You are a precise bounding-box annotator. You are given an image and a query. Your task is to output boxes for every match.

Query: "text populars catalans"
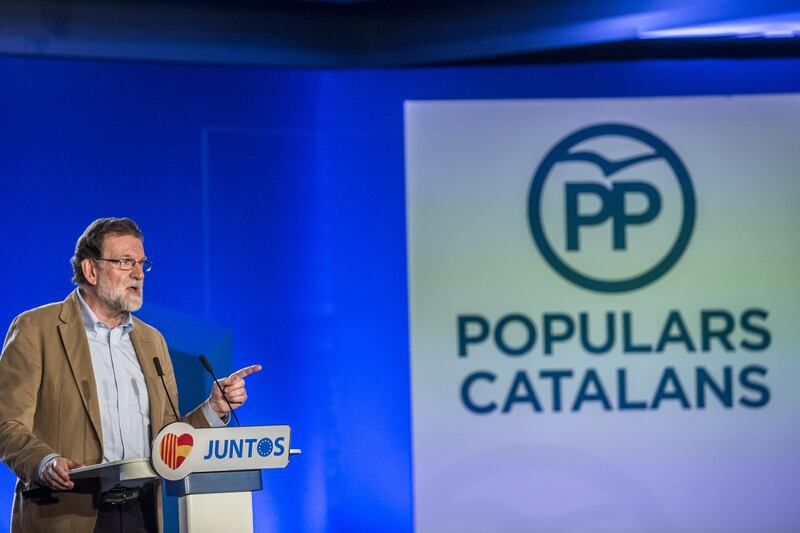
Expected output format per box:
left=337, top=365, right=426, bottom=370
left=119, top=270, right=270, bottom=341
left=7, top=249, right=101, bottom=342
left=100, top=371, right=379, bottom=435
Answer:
left=457, top=309, right=770, bottom=414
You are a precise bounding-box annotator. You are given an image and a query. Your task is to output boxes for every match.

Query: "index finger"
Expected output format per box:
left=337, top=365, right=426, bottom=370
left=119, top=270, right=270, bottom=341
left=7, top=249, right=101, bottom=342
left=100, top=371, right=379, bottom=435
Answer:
left=231, top=365, right=263, bottom=379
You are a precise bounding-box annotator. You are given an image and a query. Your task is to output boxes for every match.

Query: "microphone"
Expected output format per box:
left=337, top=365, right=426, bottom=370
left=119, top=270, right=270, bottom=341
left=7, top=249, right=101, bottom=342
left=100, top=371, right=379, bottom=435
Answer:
left=153, top=357, right=180, bottom=423
left=199, top=354, right=241, bottom=426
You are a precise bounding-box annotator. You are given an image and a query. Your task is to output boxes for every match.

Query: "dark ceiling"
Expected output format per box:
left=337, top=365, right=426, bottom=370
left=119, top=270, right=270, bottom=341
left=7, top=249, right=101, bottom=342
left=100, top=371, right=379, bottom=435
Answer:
left=0, top=0, right=798, bottom=67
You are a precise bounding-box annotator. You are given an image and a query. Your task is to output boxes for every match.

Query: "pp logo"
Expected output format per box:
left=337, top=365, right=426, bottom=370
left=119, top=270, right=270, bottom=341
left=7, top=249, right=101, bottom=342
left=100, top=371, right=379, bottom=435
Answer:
left=160, top=432, right=194, bottom=470
left=528, top=123, right=695, bottom=292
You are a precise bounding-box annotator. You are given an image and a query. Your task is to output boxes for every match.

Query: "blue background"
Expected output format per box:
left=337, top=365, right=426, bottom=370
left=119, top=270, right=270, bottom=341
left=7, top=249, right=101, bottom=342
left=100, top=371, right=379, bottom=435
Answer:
left=1, top=56, right=799, bottom=531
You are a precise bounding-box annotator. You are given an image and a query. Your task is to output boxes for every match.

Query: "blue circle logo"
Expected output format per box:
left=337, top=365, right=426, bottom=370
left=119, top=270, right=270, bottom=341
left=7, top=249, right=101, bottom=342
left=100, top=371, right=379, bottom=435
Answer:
left=257, top=438, right=273, bottom=457
left=528, top=123, right=695, bottom=292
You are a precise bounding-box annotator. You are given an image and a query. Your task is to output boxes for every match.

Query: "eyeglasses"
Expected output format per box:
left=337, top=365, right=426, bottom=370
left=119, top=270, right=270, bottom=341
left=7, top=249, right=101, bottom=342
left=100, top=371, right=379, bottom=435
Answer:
left=96, top=257, right=153, bottom=272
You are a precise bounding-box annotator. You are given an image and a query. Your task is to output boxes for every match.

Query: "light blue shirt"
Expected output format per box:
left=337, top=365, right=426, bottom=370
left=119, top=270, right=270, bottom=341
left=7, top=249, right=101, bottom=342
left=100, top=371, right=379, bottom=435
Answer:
left=77, top=288, right=150, bottom=462
left=37, top=289, right=226, bottom=482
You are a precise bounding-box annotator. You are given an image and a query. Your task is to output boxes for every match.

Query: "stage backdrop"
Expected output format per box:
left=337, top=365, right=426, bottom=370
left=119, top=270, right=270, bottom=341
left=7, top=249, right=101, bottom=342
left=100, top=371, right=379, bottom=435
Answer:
left=406, top=95, right=800, bottom=531
left=0, top=55, right=799, bottom=532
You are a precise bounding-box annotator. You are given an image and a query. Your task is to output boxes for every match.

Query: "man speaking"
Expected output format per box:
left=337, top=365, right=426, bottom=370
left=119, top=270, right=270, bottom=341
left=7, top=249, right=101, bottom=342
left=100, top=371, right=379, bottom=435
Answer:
left=0, top=218, right=260, bottom=532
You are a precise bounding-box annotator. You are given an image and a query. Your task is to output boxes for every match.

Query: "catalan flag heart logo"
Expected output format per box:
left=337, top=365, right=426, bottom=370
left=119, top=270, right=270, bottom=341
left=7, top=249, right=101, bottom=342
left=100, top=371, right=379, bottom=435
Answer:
left=160, top=433, right=194, bottom=469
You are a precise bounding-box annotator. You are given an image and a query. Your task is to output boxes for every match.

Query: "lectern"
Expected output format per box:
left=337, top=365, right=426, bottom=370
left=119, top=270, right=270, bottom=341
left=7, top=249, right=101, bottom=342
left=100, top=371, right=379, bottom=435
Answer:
left=71, top=422, right=299, bottom=533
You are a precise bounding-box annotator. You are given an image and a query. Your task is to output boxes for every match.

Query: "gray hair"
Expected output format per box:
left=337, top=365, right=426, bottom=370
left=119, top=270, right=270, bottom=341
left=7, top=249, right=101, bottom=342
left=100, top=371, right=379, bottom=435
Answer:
left=70, top=218, right=143, bottom=286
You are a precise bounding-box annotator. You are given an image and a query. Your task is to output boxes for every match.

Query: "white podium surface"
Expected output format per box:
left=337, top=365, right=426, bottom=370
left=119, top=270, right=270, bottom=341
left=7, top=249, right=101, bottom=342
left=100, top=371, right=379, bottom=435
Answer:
left=70, top=458, right=158, bottom=491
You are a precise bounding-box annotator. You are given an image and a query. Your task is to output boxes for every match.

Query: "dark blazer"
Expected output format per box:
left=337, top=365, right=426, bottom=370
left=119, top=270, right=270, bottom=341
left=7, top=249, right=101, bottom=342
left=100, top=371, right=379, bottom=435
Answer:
left=0, top=290, right=209, bottom=532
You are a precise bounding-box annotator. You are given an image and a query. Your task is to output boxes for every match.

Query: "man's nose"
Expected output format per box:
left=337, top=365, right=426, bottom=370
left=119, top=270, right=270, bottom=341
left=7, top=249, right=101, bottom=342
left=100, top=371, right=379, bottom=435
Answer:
left=130, top=263, right=145, bottom=279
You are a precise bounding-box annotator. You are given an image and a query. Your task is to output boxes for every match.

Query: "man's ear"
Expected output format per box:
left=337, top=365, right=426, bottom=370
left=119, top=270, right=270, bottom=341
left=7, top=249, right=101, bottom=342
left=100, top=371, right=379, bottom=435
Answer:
left=82, top=258, right=98, bottom=286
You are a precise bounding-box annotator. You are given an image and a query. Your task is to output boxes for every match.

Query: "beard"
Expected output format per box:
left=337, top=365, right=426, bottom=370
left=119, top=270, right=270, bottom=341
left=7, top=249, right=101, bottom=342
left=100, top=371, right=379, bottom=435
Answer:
left=96, top=272, right=143, bottom=314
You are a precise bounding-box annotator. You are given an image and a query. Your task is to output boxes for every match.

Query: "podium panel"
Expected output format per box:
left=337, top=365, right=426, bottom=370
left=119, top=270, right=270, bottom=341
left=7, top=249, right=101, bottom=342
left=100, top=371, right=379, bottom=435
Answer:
left=166, top=470, right=262, bottom=533
left=179, top=492, right=254, bottom=533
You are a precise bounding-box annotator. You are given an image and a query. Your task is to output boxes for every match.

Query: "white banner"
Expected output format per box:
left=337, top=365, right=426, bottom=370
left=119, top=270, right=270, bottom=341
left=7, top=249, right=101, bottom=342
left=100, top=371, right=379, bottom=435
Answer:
left=405, top=95, right=800, bottom=532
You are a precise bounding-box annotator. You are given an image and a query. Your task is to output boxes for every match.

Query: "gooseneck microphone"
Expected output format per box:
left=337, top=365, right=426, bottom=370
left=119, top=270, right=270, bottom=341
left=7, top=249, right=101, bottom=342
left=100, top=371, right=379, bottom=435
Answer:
left=198, top=354, right=241, bottom=426
left=153, top=357, right=180, bottom=423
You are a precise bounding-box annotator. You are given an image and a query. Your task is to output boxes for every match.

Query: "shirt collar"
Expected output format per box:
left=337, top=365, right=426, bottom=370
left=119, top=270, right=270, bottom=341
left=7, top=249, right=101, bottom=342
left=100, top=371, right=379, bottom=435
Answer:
left=76, top=287, right=134, bottom=333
